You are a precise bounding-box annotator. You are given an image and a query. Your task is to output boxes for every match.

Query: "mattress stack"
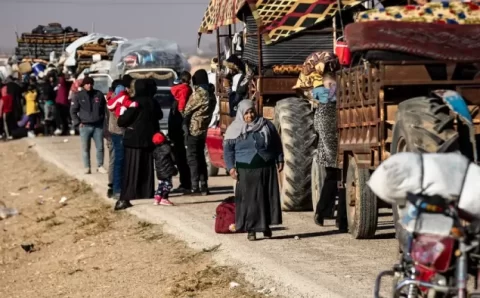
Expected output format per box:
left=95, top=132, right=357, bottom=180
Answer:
left=15, top=23, right=87, bottom=61
left=75, top=38, right=119, bottom=73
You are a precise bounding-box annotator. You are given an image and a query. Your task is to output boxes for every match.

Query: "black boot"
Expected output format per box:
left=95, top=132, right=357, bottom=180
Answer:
left=107, top=186, right=113, bottom=199
left=314, top=213, right=324, bottom=226
left=172, top=185, right=191, bottom=194
left=247, top=231, right=256, bottom=241
left=200, top=182, right=210, bottom=196
left=263, top=228, right=272, bottom=239
left=114, top=200, right=132, bottom=211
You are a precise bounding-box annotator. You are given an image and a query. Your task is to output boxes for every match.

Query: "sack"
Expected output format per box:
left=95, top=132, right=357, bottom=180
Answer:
left=18, top=62, right=32, bottom=74
left=368, top=152, right=480, bottom=218
left=215, top=196, right=236, bottom=234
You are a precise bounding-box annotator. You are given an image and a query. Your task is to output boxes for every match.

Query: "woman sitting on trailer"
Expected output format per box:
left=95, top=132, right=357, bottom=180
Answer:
left=223, top=99, right=284, bottom=241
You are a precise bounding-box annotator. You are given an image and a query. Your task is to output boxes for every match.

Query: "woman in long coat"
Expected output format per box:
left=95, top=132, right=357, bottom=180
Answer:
left=114, top=79, right=160, bottom=210
left=223, top=100, right=284, bottom=241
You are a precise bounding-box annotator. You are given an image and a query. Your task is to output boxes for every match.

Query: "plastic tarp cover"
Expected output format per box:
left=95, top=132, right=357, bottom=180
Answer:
left=64, top=33, right=128, bottom=67
left=109, top=38, right=190, bottom=80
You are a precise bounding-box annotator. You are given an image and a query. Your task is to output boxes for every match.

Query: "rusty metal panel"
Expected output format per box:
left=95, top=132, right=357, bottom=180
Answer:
left=219, top=98, right=232, bottom=132
left=457, top=86, right=480, bottom=106
left=381, top=61, right=480, bottom=86
left=261, top=77, right=297, bottom=95
left=337, top=63, right=380, bottom=168
left=263, top=106, right=275, bottom=120
left=383, top=65, right=431, bottom=84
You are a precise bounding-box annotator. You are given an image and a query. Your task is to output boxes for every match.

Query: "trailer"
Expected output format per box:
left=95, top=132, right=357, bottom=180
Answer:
left=199, top=0, right=480, bottom=239
left=199, top=0, right=344, bottom=212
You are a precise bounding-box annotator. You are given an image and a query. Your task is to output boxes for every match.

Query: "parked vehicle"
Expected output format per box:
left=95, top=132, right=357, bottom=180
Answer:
left=374, top=191, right=480, bottom=298
left=110, top=38, right=189, bottom=135
left=198, top=0, right=480, bottom=240
left=125, top=68, right=177, bottom=134
left=76, top=60, right=113, bottom=95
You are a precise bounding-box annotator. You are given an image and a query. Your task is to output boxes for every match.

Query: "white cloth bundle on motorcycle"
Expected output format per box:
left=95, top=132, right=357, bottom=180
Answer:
left=367, top=152, right=480, bottom=218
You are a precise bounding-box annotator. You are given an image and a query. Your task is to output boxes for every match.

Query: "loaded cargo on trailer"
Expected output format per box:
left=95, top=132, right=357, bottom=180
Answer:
left=199, top=0, right=480, bottom=240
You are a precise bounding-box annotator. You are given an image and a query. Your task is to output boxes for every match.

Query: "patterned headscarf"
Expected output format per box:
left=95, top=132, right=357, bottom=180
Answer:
left=293, top=52, right=338, bottom=90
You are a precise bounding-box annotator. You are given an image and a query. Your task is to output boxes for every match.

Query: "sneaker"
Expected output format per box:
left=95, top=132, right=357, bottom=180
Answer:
left=188, top=188, right=202, bottom=196
left=160, top=198, right=174, bottom=206
left=69, top=129, right=75, bottom=136
left=97, top=166, right=107, bottom=174
left=27, top=131, right=36, bottom=138
left=153, top=195, right=162, bottom=205
left=200, top=184, right=210, bottom=196
left=84, top=168, right=91, bottom=174
left=54, top=129, right=62, bottom=136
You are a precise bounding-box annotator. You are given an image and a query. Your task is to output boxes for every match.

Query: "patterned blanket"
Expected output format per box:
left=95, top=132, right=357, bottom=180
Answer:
left=345, top=21, right=480, bottom=62
left=356, top=2, right=480, bottom=24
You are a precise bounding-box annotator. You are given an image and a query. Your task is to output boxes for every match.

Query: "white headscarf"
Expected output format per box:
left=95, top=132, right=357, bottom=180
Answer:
left=224, top=99, right=271, bottom=145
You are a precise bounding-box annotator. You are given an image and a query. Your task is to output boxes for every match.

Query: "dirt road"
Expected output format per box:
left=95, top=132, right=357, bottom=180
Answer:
left=0, top=142, right=263, bottom=298
left=15, top=136, right=398, bottom=298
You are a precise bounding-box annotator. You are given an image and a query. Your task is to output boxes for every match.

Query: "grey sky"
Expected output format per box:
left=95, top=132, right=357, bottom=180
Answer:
left=0, top=0, right=216, bottom=53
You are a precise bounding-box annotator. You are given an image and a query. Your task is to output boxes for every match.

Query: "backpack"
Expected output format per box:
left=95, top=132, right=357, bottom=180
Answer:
left=215, top=196, right=236, bottom=234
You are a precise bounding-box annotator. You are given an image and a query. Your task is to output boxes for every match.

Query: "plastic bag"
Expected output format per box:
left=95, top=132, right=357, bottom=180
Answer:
left=0, top=207, right=18, bottom=220
left=109, top=38, right=190, bottom=79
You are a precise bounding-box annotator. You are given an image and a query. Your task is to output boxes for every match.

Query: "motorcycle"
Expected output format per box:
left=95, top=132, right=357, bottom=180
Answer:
left=374, top=192, right=480, bottom=298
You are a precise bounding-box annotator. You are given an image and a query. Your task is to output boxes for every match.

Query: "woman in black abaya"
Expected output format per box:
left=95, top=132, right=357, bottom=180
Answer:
left=223, top=100, right=284, bottom=241
left=114, top=79, right=159, bottom=210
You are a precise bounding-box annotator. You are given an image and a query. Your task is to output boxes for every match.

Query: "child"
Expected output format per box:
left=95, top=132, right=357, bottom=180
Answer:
left=25, top=84, right=39, bottom=137
left=43, top=100, right=56, bottom=136
left=171, top=71, right=192, bottom=113
left=152, top=132, right=178, bottom=206
left=107, top=76, right=137, bottom=117
left=312, top=73, right=336, bottom=104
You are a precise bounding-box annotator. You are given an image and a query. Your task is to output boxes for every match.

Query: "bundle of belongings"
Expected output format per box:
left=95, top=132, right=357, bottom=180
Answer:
left=109, top=38, right=190, bottom=80
left=15, top=23, right=87, bottom=61
left=346, top=1, right=480, bottom=62
left=356, top=1, right=480, bottom=24
left=75, top=37, right=121, bottom=73
left=368, top=152, right=480, bottom=236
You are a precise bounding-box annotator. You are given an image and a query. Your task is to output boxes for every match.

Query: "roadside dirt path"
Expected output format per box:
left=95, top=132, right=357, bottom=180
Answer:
left=0, top=141, right=264, bottom=298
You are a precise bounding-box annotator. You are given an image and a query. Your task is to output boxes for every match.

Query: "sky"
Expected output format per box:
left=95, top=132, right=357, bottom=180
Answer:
left=0, top=0, right=217, bottom=54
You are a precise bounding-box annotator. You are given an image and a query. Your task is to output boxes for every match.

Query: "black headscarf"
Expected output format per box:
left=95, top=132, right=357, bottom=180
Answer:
left=133, top=79, right=149, bottom=97
left=146, top=79, right=157, bottom=97
left=192, top=69, right=209, bottom=87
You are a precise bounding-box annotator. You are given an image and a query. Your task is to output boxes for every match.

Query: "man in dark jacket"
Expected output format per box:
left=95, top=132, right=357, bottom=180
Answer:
left=70, top=77, right=106, bottom=174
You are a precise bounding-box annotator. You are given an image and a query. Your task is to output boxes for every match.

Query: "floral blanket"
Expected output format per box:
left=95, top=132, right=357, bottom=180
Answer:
left=345, top=20, right=480, bottom=61
left=357, top=2, right=480, bottom=24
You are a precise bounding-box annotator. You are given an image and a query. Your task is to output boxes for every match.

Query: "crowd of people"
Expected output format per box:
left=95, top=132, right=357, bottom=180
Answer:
left=68, top=68, right=218, bottom=211
left=0, top=71, right=77, bottom=140
left=0, top=64, right=287, bottom=241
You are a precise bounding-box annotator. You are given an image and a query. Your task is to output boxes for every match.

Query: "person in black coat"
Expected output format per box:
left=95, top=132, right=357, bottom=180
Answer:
left=114, top=79, right=161, bottom=211
left=152, top=132, right=178, bottom=206
left=5, top=77, right=24, bottom=122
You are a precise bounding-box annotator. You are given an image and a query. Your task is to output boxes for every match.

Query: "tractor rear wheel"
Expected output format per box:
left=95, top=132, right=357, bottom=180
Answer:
left=274, top=98, right=317, bottom=211
left=391, top=96, right=458, bottom=248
